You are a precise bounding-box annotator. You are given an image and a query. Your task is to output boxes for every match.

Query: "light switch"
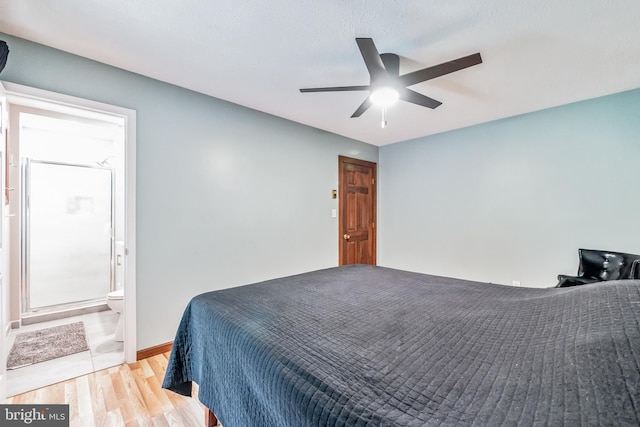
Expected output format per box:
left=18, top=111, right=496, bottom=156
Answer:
left=331, top=209, right=337, bottom=218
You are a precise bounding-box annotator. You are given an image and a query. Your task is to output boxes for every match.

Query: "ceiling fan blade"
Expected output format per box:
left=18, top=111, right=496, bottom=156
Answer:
left=300, top=85, right=370, bottom=93
left=380, top=53, right=400, bottom=77
left=356, top=38, right=388, bottom=82
left=398, top=52, right=482, bottom=87
left=351, top=97, right=372, bottom=118
left=399, top=88, right=442, bottom=109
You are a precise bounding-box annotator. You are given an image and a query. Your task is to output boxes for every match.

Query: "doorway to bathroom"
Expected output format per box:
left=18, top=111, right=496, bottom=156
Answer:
left=1, top=82, right=137, bottom=397
left=18, top=115, right=122, bottom=319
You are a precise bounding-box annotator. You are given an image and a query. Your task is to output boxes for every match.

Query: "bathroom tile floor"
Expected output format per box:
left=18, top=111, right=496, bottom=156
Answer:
left=5, top=310, right=125, bottom=397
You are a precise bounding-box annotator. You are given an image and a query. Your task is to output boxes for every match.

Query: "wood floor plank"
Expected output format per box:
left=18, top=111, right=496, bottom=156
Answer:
left=105, top=409, right=125, bottom=426
left=119, top=368, right=152, bottom=421
left=49, top=381, right=66, bottom=404
left=110, top=369, right=128, bottom=402
left=88, top=372, right=108, bottom=423
left=131, top=366, right=164, bottom=417
left=150, top=413, right=171, bottom=427
left=3, top=354, right=207, bottom=426
left=65, top=379, right=80, bottom=421
left=91, top=370, right=108, bottom=404
left=176, top=400, right=207, bottom=426
left=110, top=370, right=138, bottom=425
left=147, top=353, right=169, bottom=380
left=100, top=372, right=120, bottom=413
left=146, top=374, right=174, bottom=414
left=76, top=375, right=96, bottom=421
left=135, top=359, right=173, bottom=414
left=138, top=359, right=155, bottom=379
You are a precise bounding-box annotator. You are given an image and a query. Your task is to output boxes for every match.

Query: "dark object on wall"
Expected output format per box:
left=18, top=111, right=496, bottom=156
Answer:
left=0, top=41, right=8, bottom=74
left=556, top=248, right=640, bottom=287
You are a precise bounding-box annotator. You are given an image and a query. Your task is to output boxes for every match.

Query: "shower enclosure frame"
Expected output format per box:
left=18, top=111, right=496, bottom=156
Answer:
left=20, top=158, right=116, bottom=315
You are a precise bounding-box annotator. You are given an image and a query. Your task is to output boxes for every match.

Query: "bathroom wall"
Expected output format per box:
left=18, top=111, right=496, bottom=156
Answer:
left=0, top=33, right=378, bottom=349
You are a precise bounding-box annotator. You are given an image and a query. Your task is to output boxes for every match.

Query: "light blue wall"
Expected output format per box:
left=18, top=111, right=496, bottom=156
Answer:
left=379, top=88, right=640, bottom=287
left=0, top=33, right=378, bottom=349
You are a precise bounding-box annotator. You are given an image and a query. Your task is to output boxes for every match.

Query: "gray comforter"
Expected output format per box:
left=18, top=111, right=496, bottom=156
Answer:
left=162, top=264, right=640, bottom=426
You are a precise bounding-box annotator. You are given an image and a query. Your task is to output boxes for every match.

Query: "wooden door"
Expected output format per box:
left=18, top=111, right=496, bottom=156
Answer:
left=338, top=156, right=376, bottom=265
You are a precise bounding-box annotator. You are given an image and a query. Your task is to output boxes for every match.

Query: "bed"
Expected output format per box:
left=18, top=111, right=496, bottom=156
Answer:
left=162, top=264, right=640, bottom=426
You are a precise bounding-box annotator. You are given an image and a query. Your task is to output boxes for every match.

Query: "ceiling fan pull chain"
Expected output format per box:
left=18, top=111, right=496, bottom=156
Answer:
left=381, top=105, right=388, bottom=128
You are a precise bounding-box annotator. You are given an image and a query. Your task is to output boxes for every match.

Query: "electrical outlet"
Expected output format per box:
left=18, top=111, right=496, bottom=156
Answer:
left=512, top=280, right=521, bottom=287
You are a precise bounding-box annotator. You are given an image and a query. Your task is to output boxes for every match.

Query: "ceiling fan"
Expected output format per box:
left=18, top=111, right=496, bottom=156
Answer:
left=300, top=38, right=482, bottom=120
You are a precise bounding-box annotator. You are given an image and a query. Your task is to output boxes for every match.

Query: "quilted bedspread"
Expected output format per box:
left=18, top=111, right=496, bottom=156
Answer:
left=162, top=264, right=640, bottom=426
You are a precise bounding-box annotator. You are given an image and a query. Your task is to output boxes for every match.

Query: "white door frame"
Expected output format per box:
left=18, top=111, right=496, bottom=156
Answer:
left=0, top=81, right=8, bottom=400
left=1, top=81, right=137, bottom=363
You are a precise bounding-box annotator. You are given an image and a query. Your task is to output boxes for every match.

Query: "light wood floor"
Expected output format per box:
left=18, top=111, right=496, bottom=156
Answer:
left=4, top=352, right=207, bottom=427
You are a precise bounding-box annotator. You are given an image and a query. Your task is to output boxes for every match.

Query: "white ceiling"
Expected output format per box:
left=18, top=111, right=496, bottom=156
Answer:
left=1, top=0, right=639, bottom=146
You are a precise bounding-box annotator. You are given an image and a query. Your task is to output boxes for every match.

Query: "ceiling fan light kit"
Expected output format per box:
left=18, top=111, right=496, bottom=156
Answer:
left=369, top=87, right=399, bottom=107
left=370, top=87, right=399, bottom=128
left=300, top=38, right=482, bottom=127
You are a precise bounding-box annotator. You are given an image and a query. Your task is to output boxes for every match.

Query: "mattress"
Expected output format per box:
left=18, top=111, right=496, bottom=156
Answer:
left=163, top=264, right=640, bottom=426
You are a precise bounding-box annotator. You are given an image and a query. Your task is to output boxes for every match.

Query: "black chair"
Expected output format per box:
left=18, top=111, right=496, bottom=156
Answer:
left=556, top=249, right=640, bottom=288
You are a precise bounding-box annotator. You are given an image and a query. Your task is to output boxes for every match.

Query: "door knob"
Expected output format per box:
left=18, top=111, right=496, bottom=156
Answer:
left=343, top=234, right=350, bottom=240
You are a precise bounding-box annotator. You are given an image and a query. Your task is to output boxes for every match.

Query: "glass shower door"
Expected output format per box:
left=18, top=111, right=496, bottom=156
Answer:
left=23, top=160, right=113, bottom=311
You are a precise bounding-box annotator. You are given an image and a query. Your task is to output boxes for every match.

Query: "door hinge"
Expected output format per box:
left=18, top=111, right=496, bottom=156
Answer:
left=372, top=178, right=375, bottom=185
left=372, top=222, right=375, bottom=229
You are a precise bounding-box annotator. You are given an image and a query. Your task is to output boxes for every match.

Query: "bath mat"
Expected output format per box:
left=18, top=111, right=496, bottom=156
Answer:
left=6, top=321, right=89, bottom=369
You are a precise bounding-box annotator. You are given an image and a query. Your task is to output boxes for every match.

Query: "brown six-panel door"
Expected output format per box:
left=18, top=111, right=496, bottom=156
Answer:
left=338, top=156, right=377, bottom=266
